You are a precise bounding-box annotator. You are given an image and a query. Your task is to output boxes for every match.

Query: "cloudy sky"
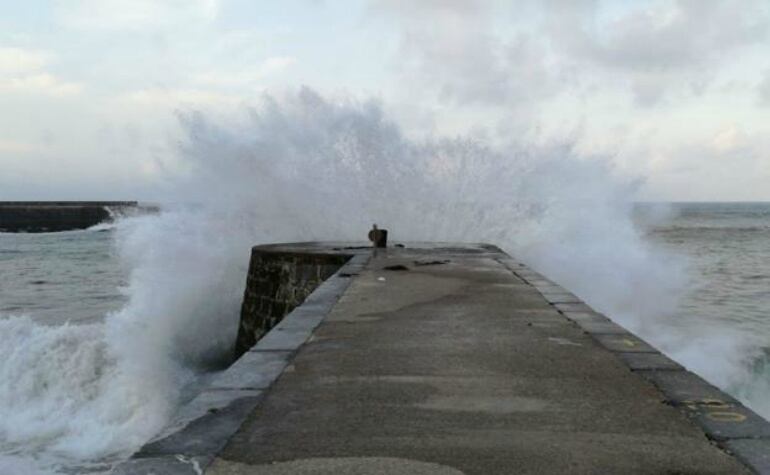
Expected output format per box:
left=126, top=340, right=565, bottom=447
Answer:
left=1, top=0, right=768, bottom=201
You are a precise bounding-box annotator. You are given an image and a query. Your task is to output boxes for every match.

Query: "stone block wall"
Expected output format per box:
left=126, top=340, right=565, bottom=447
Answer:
left=235, top=249, right=349, bottom=357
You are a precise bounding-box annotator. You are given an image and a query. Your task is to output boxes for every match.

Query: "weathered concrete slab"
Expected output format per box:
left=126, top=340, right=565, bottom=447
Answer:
left=271, top=307, right=326, bottom=328
left=137, top=394, right=263, bottom=458
left=249, top=325, right=315, bottom=351
left=637, top=370, right=737, bottom=404
left=528, top=279, right=564, bottom=289
left=528, top=280, right=561, bottom=290
left=635, top=371, right=770, bottom=441
left=208, top=457, right=469, bottom=474
left=494, top=256, right=526, bottom=268
left=209, top=351, right=292, bottom=390
left=540, top=292, right=582, bottom=304
left=553, top=302, right=596, bottom=313
left=616, top=352, right=684, bottom=371
left=687, top=402, right=770, bottom=441
left=560, top=311, right=610, bottom=324
left=208, top=246, right=752, bottom=474
left=155, top=389, right=264, bottom=441
left=723, top=439, right=770, bottom=474
left=593, top=333, right=660, bottom=353
left=575, top=320, right=630, bottom=335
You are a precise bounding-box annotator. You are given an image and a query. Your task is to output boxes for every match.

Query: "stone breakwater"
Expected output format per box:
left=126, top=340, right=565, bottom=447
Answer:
left=0, top=201, right=139, bottom=232
left=113, top=242, right=770, bottom=475
left=234, top=245, right=350, bottom=358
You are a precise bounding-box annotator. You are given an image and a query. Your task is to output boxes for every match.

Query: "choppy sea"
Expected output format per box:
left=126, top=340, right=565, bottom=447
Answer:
left=0, top=225, right=127, bottom=326
left=644, top=202, right=770, bottom=415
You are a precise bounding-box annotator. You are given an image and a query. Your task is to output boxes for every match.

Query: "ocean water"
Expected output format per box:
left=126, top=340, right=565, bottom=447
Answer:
left=0, top=211, right=245, bottom=474
left=644, top=202, right=770, bottom=415
left=0, top=227, right=129, bottom=474
left=0, top=226, right=127, bottom=326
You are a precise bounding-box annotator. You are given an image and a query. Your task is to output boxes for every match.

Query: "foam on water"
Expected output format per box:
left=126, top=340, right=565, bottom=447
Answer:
left=646, top=203, right=770, bottom=418
left=0, top=89, right=764, bottom=472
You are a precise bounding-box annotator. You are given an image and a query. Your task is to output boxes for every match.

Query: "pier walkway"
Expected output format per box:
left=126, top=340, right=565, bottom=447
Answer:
left=118, top=244, right=770, bottom=474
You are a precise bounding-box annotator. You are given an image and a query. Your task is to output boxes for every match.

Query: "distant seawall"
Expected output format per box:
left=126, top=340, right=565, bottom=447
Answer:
left=0, top=201, right=139, bottom=232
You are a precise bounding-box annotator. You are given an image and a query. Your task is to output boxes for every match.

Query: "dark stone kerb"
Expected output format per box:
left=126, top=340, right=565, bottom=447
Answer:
left=496, top=256, right=770, bottom=475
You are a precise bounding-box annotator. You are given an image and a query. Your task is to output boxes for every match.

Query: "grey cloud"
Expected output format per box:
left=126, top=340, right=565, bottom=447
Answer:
left=629, top=74, right=668, bottom=107
left=378, top=0, right=770, bottom=109
left=759, top=69, right=770, bottom=106
left=375, top=0, right=486, bottom=17
left=546, top=0, right=770, bottom=105
left=375, top=0, right=556, bottom=107
left=634, top=130, right=770, bottom=201
left=583, top=1, right=763, bottom=70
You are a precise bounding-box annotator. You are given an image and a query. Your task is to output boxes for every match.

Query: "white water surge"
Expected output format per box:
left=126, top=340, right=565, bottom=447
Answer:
left=0, top=89, right=759, bottom=473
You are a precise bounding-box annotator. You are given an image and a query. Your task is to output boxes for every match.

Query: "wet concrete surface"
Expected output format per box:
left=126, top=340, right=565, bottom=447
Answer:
left=205, top=248, right=752, bottom=474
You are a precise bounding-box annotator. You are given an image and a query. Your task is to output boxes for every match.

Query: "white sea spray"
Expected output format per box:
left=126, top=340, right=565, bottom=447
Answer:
left=2, top=88, right=765, bottom=473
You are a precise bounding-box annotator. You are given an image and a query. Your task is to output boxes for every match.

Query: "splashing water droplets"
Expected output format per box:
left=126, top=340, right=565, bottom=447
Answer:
left=0, top=89, right=691, bottom=473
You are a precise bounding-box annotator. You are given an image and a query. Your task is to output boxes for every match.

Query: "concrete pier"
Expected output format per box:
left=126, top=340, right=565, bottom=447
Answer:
left=115, top=243, right=770, bottom=474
